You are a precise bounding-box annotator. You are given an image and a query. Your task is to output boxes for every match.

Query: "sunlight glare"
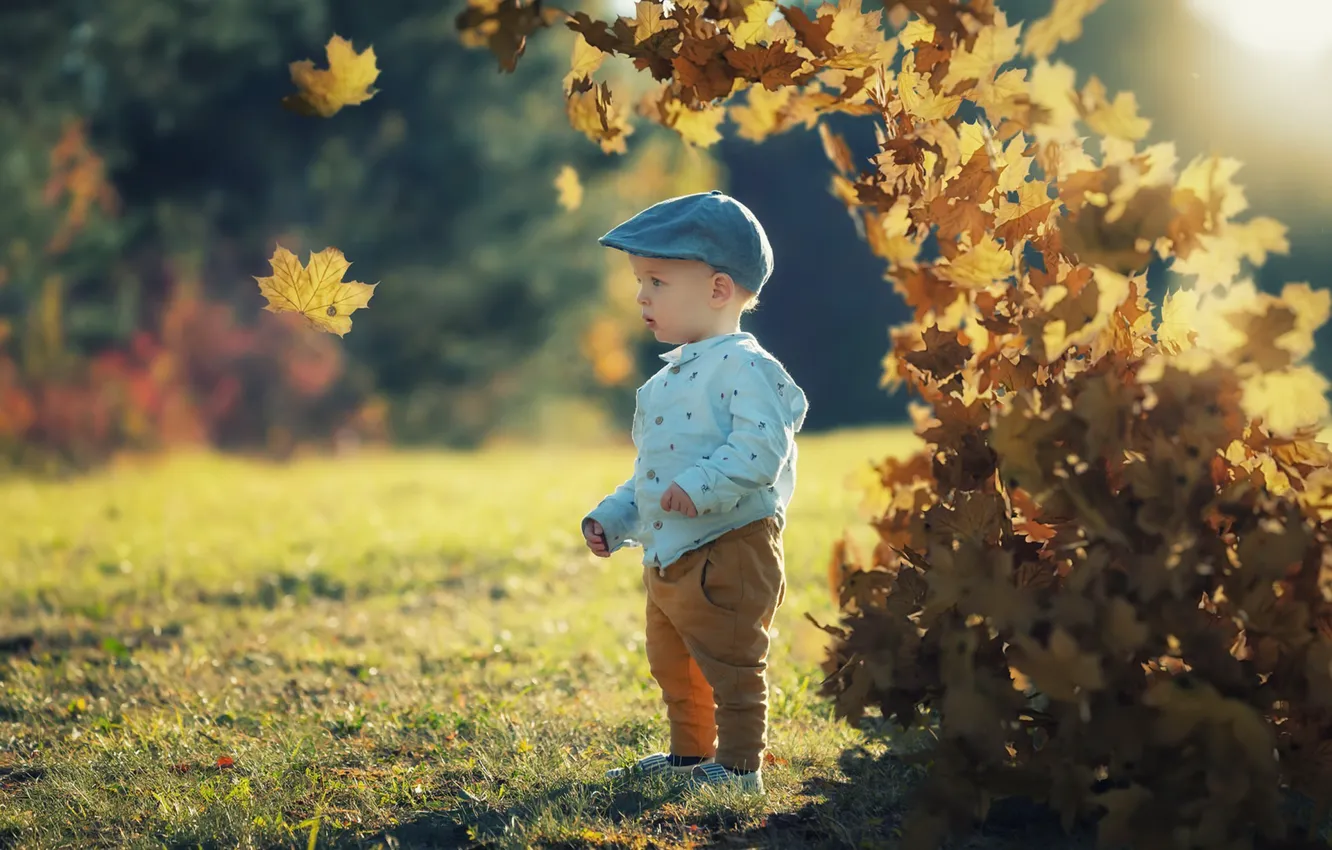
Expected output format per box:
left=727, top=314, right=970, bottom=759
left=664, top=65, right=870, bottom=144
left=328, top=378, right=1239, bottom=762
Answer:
left=1184, top=0, right=1332, bottom=57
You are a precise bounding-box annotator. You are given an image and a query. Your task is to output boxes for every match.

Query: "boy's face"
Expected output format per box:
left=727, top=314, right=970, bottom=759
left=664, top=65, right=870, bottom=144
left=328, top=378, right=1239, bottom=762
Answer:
left=628, top=254, right=735, bottom=345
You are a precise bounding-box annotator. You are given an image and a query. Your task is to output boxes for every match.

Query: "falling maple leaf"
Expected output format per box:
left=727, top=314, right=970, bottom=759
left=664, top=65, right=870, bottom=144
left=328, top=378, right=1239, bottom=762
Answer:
left=663, top=98, right=727, bottom=148
left=554, top=164, right=583, bottom=210
left=939, top=14, right=1021, bottom=92
left=1022, top=0, right=1106, bottom=59
left=938, top=233, right=1014, bottom=288
left=567, top=82, right=634, bottom=154
left=254, top=245, right=376, bottom=337
left=728, top=0, right=780, bottom=48
left=1079, top=76, right=1149, bottom=141
left=283, top=35, right=380, bottom=118
left=564, top=34, right=606, bottom=93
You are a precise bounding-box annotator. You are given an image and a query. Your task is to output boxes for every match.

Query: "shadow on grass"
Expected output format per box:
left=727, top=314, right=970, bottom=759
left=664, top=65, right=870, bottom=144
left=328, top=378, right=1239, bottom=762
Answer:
left=320, top=718, right=1332, bottom=850
left=336, top=745, right=1107, bottom=850
left=344, top=775, right=689, bottom=850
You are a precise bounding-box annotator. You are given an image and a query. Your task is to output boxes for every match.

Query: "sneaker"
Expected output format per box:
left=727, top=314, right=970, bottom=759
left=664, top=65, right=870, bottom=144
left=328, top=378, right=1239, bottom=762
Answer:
left=604, top=752, right=713, bottom=780
left=686, top=761, right=764, bottom=795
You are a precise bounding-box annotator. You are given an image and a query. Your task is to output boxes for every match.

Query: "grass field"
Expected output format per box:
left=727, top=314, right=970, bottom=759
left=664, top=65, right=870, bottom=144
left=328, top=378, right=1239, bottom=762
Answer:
left=3, top=425, right=1060, bottom=850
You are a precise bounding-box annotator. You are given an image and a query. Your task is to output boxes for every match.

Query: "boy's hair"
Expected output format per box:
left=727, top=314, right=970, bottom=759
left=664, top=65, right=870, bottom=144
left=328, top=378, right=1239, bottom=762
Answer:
left=738, top=284, right=760, bottom=313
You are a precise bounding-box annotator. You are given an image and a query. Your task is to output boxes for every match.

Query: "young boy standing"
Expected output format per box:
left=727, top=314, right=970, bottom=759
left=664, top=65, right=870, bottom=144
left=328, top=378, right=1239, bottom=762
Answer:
left=581, top=190, right=809, bottom=796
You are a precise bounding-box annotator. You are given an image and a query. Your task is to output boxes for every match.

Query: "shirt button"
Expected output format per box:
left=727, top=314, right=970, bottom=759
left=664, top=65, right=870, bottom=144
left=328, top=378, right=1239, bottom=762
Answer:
left=653, top=520, right=663, bottom=529
left=670, top=366, right=680, bottom=374
left=655, top=416, right=663, bottom=424
left=646, top=470, right=656, bottom=479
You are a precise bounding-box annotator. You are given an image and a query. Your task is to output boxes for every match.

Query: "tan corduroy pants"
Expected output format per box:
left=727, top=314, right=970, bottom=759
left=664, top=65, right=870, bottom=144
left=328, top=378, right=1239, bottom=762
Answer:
left=641, top=516, right=786, bottom=773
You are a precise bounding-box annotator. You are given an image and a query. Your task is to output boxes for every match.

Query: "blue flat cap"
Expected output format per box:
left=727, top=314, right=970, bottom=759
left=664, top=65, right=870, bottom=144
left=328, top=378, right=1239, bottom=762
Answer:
left=598, top=190, right=774, bottom=295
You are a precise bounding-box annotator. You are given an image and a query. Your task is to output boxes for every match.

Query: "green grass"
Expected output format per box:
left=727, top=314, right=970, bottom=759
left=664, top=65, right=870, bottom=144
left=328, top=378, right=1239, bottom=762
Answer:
left=0, top=426, right=1071, bottom=849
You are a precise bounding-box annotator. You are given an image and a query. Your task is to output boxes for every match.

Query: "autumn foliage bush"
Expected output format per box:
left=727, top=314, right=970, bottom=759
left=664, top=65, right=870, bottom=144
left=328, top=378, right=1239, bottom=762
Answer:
left=460, top=0, right=1332, bottom=846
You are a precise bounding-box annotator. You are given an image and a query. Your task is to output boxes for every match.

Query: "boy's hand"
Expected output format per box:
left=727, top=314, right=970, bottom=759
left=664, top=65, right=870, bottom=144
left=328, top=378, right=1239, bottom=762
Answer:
left=582, top=519, right=610, bottom=558
left=660, top=483, right=698, bottom=517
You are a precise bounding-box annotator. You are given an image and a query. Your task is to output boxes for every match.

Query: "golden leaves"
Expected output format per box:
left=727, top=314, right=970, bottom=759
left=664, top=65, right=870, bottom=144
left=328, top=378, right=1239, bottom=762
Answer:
left=254, top=246, right=376, bottom=337
left=283, top=35, right=380, bottom=117
left=563, top=34, right=606, bottom=94
left=554, top=164, right=583, bottom=211
left=1022, top=0, right=1106, bottom=60
left=938, top=234, right=1014, bottom=288
left=567, top=82, right=634, bottom=154
left=1079, top=76, right=1150, bottom=141
left=939, top=15, right=1021, bottom=92
left=456, top=0, right=562, bottom=72
left=664, top=100, right=727, bottom=147
left=580, top=315, right=634, bottom=385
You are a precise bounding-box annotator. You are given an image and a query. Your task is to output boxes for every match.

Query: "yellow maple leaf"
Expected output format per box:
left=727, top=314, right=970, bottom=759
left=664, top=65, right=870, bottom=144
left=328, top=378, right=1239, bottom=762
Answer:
left=1171, top=217, right=1288, bottom=289
left=823, top=0, right=895, bottom=66
left=1028, top=59, right=1081, bottom=147
left=971, top=67, right=1029, bottom=126
left=730, top=85, right=793, bottom=142
left=939, top=234, right=1014, bottom=288
left=1156, top=286, right=1201, bottom=354
left=666, top=100, right=726, bottom=148
left=284, top=35, right=380, bottom=118
left=563, top=34, right=605, bottom=93
left=554, top=164, right=583, bottom=211
left=1279, top=282, right=1331, bottom=361
left=1176, top=154, right=1248, bottom=223
left=897, top=18, right=935, bottom=51
left=631, top=0, right=677, bottom=44
left=1105, top=141, right=1177, bottom=222
left=866, top=198, right=920, bottom=268
left=996, top=178, right=1055, bottom=239
left=1230, top=216, right=1289, bottom=266
left=1169, top=232, right=1241, bottom=289
left=898, top=65, right=961, bottom=121
left=956, top=120, right=989, bottom=164
left=996, top=133, right=1035, bottom=194
left=1081, top=77, right=1149, bottom=141
left=567, top=82, right=634, bottom=154
left=255, top=245, right=376, bottom=337
left=1022, top=0, right=1106, bottom=59
left=941, top=17, right=1022, bottom=92
left=1241, top=365, right=1332, bottom=436
left=729, top=0, right=779, bottom=48
left=825, top=0, right=879, bottom=50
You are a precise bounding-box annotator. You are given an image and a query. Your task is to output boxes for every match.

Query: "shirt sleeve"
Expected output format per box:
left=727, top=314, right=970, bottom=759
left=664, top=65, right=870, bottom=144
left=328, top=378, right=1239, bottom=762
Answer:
left=584, top=475, right=640, bottom=552
left=582, top=393, right=645, bottom=552
left=672, top=359, right=805, bottom=515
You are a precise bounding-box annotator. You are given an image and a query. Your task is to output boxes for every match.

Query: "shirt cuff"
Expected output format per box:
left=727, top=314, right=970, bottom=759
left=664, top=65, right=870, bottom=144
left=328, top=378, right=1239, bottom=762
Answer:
left=585, top=503, right=639, bottom=552
left=671, top=465, right=726, bottom=516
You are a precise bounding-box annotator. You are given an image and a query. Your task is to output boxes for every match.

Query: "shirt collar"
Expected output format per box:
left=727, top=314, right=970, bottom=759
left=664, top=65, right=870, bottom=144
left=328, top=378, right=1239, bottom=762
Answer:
left=659, top=332, right=754, bottom=367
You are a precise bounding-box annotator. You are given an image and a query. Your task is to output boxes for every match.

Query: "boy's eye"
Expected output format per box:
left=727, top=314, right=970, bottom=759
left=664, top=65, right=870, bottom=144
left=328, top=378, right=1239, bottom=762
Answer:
left=651, top=278, right=663, bottom=286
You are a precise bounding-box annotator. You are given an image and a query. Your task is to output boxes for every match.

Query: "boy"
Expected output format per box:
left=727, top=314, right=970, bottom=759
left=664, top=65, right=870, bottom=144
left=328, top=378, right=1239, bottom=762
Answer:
left=580, top=190, right=809, bottom=796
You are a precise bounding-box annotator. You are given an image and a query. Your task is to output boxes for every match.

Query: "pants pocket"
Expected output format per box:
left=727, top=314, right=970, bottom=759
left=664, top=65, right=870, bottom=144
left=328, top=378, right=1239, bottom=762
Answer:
left=699, top=553, right=743, bottom=612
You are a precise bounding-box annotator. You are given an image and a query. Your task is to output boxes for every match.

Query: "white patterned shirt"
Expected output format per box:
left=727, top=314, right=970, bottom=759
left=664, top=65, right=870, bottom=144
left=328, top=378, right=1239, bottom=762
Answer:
left=583, top=331, right=809, bottom=572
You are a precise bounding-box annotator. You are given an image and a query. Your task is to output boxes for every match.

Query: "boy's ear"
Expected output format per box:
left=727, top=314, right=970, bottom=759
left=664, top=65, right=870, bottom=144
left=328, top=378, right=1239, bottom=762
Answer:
left=709, top=270, right=737, bottom=304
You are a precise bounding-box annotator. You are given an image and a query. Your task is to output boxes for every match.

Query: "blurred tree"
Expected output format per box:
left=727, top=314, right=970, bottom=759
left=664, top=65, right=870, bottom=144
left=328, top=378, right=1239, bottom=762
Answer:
left=0, top=0, right=709, bottom=456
